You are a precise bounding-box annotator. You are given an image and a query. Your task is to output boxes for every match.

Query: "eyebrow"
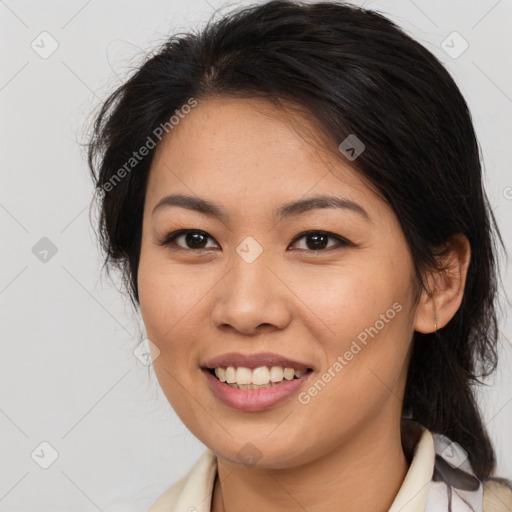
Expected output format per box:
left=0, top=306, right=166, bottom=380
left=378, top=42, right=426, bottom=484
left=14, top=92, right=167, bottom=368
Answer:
left=152, top=193, right=370, bottom=222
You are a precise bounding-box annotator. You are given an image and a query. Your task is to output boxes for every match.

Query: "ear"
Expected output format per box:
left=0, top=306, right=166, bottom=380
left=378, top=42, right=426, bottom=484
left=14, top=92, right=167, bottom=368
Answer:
left=414, top=234, right=471, bottom=334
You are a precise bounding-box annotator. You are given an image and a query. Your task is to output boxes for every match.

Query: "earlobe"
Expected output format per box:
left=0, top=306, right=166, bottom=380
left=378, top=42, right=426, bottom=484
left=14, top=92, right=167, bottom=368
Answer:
left=414, top=234, right=471, bottom=334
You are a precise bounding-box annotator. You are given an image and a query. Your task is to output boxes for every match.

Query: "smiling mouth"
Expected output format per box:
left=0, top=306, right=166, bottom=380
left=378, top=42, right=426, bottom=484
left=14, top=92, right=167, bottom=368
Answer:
left=203, top=368, right=313, bottom=389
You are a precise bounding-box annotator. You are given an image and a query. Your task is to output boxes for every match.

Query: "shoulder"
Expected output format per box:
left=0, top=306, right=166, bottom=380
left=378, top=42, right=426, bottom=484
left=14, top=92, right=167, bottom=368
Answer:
left=483, top=478, right=512, bottom=512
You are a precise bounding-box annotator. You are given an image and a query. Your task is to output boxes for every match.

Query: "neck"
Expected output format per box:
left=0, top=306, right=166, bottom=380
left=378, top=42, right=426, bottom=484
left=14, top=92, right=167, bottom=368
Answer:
left=212, top=415, right=409, bottom=512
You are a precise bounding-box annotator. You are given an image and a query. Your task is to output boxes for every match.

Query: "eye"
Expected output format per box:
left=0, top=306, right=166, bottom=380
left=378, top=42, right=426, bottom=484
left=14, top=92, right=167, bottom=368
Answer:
left=288, top=230, right=352, bottom=251
left=157, top=229, right=352, bottom=252
left=157, top=229, right=219, bottom=251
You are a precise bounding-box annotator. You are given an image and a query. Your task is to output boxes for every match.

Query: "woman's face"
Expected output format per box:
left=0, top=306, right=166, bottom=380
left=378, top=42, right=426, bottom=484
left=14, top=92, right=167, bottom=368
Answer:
left=138, top=97, right=420, bottom=468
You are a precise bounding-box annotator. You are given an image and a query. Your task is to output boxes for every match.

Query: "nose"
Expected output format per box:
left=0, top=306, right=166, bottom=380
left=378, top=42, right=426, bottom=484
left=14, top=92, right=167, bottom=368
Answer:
left=211, top=250, right=293, bottom=335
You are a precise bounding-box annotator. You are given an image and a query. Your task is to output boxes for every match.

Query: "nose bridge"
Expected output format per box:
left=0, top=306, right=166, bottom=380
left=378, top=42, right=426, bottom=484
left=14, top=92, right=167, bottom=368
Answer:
left=226, top=241, right=274, bottom=308
left=228, top=233, right=273, bottom=292
left=231, top=244, right=269, bottom=294
left=211, top=239, right=291, bottom=333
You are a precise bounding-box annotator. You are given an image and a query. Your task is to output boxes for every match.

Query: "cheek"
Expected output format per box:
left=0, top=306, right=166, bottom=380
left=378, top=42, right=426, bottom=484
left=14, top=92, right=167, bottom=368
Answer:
left=290, top=256, right=413, bottom=400
left=137, top=253, right=211, bottom=353
left=290, top=256, right=409, bottom=344
left=137, top=255, right=209, bottom=422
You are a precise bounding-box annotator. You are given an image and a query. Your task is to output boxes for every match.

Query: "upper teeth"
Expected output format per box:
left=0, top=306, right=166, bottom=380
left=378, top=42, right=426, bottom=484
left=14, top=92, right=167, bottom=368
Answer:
left=214, top=366, right=307, bottom=385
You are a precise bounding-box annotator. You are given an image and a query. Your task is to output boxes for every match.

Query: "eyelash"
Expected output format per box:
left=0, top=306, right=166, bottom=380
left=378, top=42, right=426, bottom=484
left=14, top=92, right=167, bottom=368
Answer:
left=157, top=229, right=353, bottom=252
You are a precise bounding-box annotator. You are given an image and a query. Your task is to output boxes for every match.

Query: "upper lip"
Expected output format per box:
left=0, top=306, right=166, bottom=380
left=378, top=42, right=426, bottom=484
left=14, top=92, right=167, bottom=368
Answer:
left=201, top=352, right=313, bottom=371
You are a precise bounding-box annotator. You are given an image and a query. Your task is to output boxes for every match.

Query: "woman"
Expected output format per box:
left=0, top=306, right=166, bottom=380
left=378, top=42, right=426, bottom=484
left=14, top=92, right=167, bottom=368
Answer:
left=87, top=1, right=512, bottom=510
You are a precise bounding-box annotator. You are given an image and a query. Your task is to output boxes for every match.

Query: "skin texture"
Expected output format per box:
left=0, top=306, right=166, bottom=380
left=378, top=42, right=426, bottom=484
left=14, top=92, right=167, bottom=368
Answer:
left=137, top=97, right=470, bottom=512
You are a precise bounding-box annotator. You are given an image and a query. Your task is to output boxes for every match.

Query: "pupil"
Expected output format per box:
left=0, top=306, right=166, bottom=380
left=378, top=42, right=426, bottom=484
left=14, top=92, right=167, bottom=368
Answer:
left=307, top=233, right=327, bottom=250
left=187, top=232, right=207, bottom=249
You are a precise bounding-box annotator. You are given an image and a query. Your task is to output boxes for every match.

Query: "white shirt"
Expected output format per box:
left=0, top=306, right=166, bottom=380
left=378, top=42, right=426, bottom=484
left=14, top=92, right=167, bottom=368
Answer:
left=146, top=421, right=511, bottom=512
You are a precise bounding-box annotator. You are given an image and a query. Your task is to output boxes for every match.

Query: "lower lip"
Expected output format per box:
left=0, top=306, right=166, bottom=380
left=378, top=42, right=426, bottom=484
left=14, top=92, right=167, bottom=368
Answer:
left=202, top=369, right=312, bottom=411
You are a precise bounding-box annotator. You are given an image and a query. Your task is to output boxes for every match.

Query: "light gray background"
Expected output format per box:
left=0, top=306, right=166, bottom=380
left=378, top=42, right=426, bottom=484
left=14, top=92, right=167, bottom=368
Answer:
left=1, top=0, right=511, bottom=510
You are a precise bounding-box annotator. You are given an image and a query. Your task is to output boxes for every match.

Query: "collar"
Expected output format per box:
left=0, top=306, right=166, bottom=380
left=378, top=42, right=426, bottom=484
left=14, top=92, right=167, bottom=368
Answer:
left=148, top=421, right=477, bottom=512
left=389, top=420, right=436, bottom=511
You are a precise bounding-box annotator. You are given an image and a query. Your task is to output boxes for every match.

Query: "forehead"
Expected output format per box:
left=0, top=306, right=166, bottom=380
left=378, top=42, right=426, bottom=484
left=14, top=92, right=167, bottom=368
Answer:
left=145, top=97, right=380, bottom=216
